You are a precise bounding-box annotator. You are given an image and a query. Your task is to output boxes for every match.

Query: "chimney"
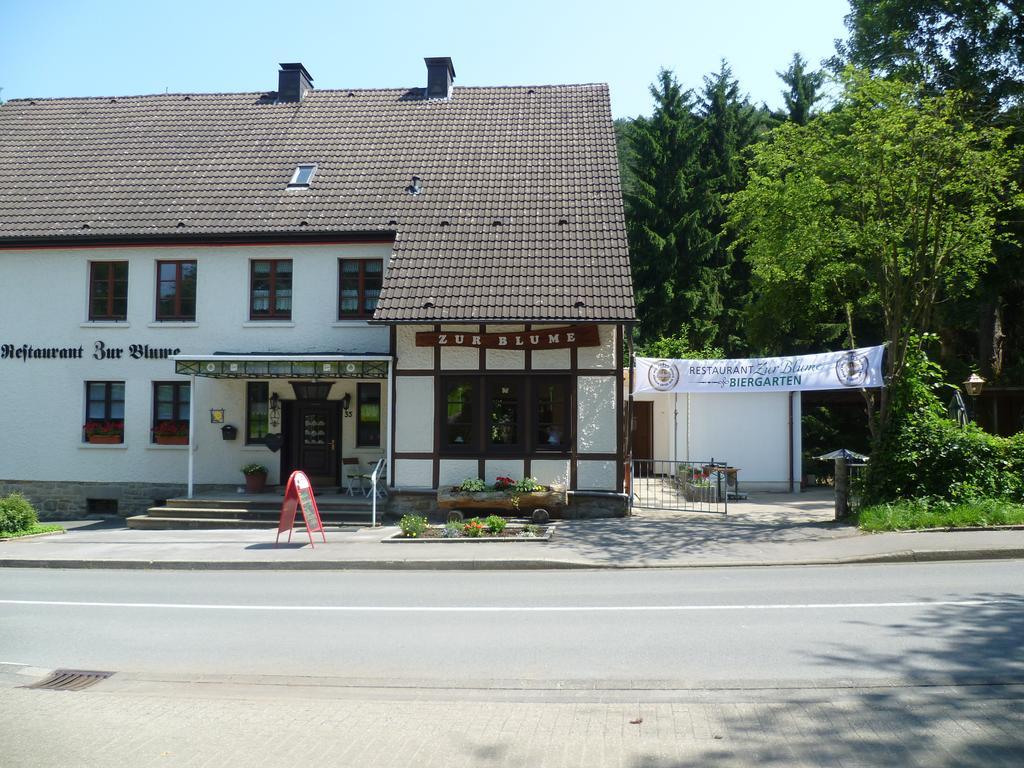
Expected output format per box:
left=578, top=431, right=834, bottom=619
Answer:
left=278, top=62, right=313, bottom=102
left=424, top=57, right=455, bottom=99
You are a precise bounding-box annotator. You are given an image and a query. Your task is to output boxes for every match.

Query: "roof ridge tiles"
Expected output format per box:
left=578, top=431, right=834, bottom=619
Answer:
left=2, top=83, right=609, bottom=106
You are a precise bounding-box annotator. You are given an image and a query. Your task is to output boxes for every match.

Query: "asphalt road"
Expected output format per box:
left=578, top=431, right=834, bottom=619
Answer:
left=2, top=561, right=1023, bottom=687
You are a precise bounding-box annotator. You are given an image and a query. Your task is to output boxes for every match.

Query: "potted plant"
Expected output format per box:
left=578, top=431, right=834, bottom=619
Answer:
left=153, top=420, right=189, bottom=445
left=83, top=420, right=123, bottom=444
left=241, top=463, right=269, bottom=494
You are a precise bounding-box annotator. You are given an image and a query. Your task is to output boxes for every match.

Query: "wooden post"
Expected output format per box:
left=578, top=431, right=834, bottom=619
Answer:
left=834, top=457, right=849, bottom=520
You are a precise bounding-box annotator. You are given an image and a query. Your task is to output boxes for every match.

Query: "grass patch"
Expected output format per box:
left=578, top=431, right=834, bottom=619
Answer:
left=857, top=498, right=1024, bottom=532
left=0, top=523, right=64, bottom=539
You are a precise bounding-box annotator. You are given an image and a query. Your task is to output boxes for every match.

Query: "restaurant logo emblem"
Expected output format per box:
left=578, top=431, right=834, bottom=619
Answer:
left=648, top=360, right=680, bottom=392
left=835, top=351, right=870, bottom=387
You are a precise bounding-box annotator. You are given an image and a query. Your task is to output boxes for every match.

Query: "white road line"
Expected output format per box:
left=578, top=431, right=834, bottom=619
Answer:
left=0, top=599, right=1010, bottom=612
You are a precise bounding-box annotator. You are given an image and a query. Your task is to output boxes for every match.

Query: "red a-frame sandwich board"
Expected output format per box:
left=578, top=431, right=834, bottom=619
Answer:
left=275, top=470, right=327, bottom=548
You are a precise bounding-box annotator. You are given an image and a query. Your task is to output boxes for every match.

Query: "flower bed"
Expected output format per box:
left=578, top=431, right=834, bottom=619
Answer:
left=387, top=513, right=552, bottom=542
left=386, top=524, right=552, bottom=542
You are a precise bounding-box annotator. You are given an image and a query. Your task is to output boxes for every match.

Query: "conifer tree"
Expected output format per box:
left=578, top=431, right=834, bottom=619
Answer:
left=624, top=70, right=708, bottom=344
left=776, top=53, right=825, bottom=126
left=695, top=62, right=768, bottom=352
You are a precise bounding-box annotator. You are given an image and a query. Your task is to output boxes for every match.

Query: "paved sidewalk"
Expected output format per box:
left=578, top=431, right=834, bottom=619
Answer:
left=3, top=491, right=1024, bottom=570
left=3, top=666, right=1023, bottom=767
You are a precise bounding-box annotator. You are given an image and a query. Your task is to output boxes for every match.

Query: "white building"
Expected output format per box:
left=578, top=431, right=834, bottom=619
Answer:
left=0, top=59, right=635, bottom=520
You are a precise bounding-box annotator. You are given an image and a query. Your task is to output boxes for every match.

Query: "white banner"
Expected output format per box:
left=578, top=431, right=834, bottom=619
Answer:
left=634, top=345, right=885, bottom=394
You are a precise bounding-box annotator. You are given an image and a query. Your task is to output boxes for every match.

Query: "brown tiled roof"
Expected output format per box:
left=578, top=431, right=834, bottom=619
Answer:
left=0, top=84, right=635, bottom=323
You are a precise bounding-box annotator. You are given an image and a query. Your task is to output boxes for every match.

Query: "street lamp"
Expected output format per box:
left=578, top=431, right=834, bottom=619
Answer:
left=963, top=373, right=985, bottom=422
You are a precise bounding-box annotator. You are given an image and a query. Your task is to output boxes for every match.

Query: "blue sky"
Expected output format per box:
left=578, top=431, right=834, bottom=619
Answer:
left=1, top=0, right=850, bottom=118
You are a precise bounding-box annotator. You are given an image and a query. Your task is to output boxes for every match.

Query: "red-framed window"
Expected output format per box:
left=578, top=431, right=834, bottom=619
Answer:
left=152, top=382, right=191, bottom=442
left=250, top=260, right=292, bottom=320
left=89, top=262, right=129, bottom=321
left=83, top=381, right=125, bottom=443
left=338, top=259, right=383, bottom=318
left=156, top=260, right=197, bottom=321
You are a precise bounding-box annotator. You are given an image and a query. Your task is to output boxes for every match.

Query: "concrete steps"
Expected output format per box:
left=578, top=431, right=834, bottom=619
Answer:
left=127, top=492, right=391, bottom=530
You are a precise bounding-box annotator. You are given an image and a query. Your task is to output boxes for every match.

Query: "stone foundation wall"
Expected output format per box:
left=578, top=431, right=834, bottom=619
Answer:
left=565, top=494, right=628, bottom=519
left=0, top=480, right=236, bottom=520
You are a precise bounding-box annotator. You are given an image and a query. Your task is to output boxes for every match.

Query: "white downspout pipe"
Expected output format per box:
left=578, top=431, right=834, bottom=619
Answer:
left=187, top=373, right=196, bottom=498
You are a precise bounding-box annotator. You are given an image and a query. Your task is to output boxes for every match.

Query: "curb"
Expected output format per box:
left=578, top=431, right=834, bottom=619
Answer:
left=0, top=529, right=66, bottom=543
left=2, top=548, right=1023, bottom=571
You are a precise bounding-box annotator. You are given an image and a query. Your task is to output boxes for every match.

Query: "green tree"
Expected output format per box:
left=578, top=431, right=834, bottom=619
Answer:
left=836, top=0, right=1024, bottom=383
left=775, top=53, right=826, bottom=126
left=695, top=62, right=769, bottom=353
left=624, top=70, right=711, bottom=344
left=835, top=0, right=1024, bottom=114
left=728, top=73, right=1020, bottom=439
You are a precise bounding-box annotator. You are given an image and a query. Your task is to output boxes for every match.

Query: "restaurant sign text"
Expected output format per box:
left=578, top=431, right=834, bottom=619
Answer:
left=1, top=341, right=181, bottom=363
left=416, top=324, right=600, bottom=350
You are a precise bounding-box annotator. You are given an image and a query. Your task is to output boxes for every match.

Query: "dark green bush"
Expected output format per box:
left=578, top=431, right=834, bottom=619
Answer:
left=863, top=339, right=1023, bottom=505
left=0, top=492, right=39, bottom=533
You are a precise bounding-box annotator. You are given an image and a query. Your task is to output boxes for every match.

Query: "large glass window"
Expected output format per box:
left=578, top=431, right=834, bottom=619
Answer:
left=89, top=262, right=128, bottom=321
left=488, top=379, right=523, bottom=450
left=250, top=260, right=292, bottom=319
left=152, top=382, right=190, bottom=442
left=338, top=259, right=383, bottom=318
left=444, top=379, right=476, bottom=450
left=536, top=378, right=570, bottom=450
left=83, top=381, right=125, bottom=442
left=246, top=382, right=269, bottom=444
left=156, top=260, right=197, bottom=321
left=439, top=376, right=571, bottom=455
left=357, top=383, right=382, bottom=447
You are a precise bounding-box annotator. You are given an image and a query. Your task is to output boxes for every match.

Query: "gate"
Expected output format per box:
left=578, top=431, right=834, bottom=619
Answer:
left=630, top=459, right=730, bottom=514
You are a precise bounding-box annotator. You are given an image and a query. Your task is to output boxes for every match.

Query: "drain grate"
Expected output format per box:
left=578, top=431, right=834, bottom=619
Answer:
left=24, top=669, right=114, bottom=691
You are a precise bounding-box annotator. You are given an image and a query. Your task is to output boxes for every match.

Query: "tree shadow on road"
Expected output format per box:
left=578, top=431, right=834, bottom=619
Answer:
left=557, top=516, right=857, bottom=563
left=616, top=592, right=1024, bottom=767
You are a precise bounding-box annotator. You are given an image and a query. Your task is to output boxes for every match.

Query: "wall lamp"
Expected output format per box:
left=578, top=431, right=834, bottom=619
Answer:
left=269, top=392, right=281, bottom=427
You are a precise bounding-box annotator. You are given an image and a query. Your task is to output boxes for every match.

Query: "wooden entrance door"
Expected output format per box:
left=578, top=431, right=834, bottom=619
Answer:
left=631, top=401, right=654, bottom=464
left=294, top=401, right=339, bottom=487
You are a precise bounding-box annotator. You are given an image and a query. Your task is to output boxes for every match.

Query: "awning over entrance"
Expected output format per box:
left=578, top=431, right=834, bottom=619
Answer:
left=169, top=353, right=394, bottom=497
left=172, top=354, right=391, bottom=379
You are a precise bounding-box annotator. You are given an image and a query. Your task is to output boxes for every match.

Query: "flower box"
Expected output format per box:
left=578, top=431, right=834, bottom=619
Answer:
left=154, top=435, right=188, bottom=446
left=87, top=434, right=123, bottom=445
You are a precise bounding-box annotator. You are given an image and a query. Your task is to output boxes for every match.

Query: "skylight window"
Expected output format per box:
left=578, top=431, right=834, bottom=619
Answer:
left=288, top=164, right=317, bottom=188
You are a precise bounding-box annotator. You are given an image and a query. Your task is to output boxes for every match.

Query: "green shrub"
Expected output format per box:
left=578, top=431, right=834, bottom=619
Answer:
left=858, top=498, right=1024, bottom=531
left=484, top=514, right=507, bottom=534
left=398, top=514, right=428, bottom=538
left=863, top=338, right=1023, bottom=505
left=512, top=477, right=542, bottom=493
left=457, top=478, right=488, bottom=492
left=0, top=492, right=38, bottom=534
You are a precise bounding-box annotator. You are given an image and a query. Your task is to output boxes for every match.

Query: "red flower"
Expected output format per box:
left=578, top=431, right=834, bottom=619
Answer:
left=153, top=420, right=189, bottom=437
left=84, top=420, right=123, bottom=437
